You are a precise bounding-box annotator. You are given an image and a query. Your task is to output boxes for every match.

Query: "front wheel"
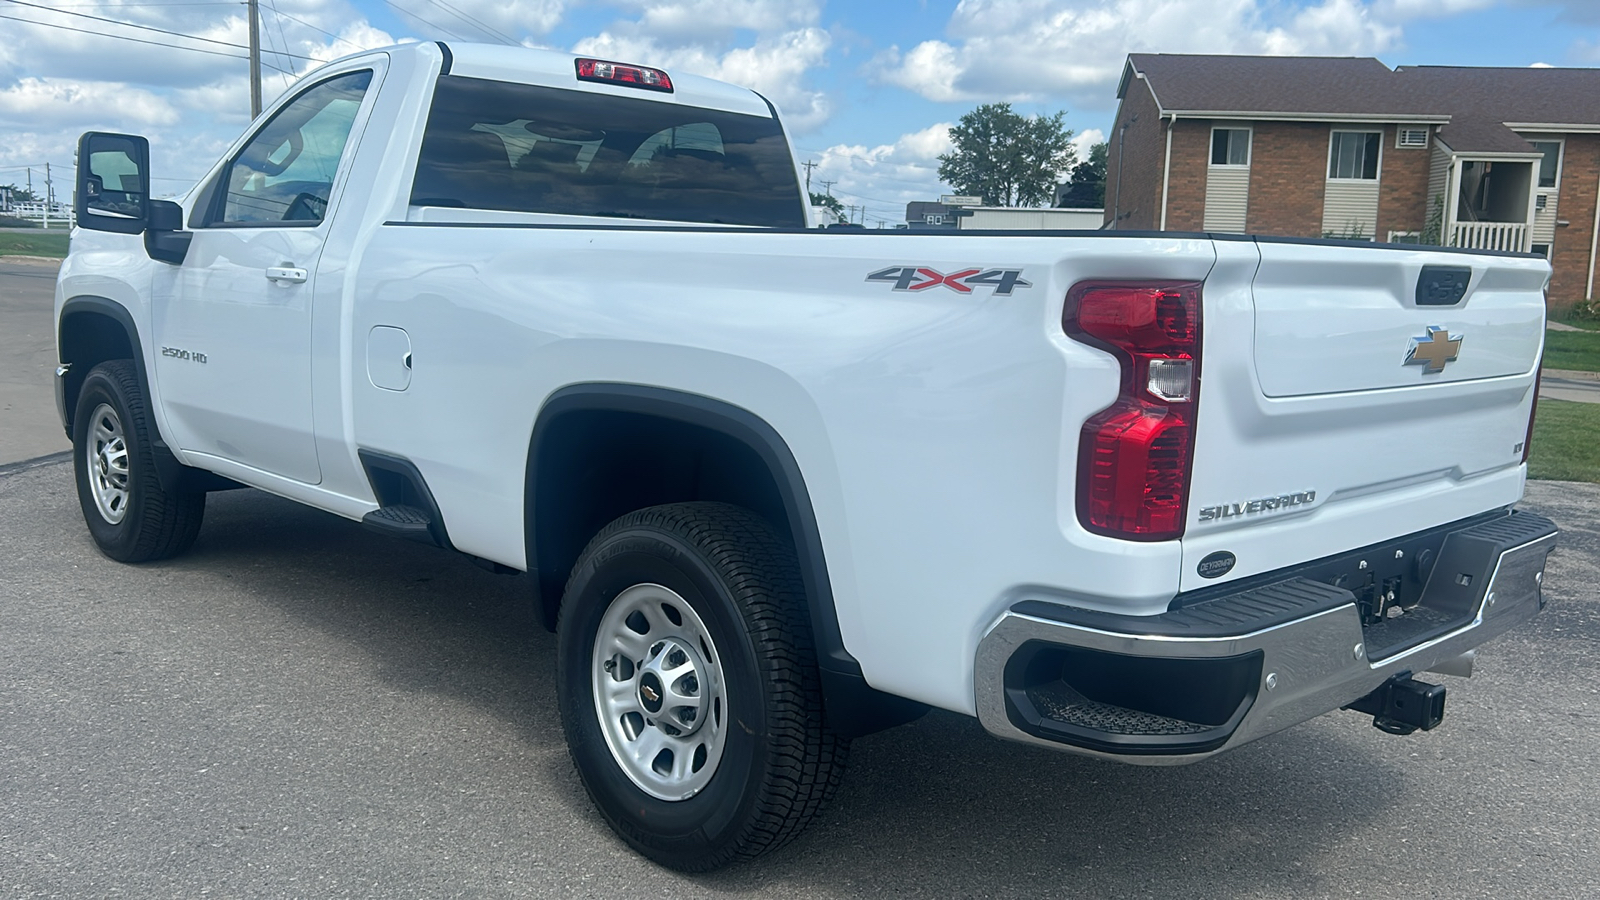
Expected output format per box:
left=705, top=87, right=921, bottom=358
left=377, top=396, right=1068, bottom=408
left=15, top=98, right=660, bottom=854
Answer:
left=556, top=502, right=847, bottom=871
left=71, top=360, right=204, bottom=562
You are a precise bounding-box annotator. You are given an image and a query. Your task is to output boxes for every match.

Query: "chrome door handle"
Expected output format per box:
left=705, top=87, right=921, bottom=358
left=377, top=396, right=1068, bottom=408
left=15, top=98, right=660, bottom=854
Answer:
left=265, top=266, right=307, bottom=284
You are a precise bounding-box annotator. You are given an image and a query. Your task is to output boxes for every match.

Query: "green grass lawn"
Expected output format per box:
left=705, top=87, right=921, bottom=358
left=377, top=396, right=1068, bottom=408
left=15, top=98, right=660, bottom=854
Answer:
left=1542, top=328, right=1600, bottom=372
left=1529, top=398, right=1600, bottom=482
left=0, top=231, right=69, bottom=258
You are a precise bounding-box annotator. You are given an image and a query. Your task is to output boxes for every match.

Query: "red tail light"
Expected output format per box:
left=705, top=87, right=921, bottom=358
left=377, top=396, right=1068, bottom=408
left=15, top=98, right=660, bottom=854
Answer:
left=1064, top=281, right=1203, bottom=541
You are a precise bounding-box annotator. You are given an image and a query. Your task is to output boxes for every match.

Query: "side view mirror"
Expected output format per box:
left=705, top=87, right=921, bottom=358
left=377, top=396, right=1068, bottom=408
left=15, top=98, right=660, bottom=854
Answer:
left=75, top=132, right=150, bottom=234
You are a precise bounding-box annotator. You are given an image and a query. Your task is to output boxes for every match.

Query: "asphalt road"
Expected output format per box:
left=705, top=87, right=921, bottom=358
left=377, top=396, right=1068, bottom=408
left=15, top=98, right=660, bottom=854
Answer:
left=1, top=461, right=1597, bottom=899
left=0, top=259, right=69, bottom=465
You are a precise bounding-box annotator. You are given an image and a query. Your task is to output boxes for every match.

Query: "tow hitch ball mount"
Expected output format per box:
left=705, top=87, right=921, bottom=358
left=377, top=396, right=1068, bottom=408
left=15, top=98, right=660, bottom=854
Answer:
left=1343, top=672, right=1447, bottom=735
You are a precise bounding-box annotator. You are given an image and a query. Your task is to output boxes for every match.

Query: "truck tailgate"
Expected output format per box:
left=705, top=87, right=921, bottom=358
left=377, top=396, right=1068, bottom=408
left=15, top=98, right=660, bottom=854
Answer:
left=1179, top=240, right=1548, bottom=593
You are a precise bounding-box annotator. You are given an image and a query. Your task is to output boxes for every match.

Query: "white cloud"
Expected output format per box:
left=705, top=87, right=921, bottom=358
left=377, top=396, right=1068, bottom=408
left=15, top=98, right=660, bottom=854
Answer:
left=880, top=0, right=1404, bottom=109
left=602, top=0, right=819, bottom=41
left=804, top=123, right=962, bottom=226
left=0, top=78, right=178, bottom=130
left=0, top=0, right=400, bottom=182
left=1070, top=127, right=1105, bottom=158
left=897, top=122, right=956, bottom=160
left=384, top=0, right=567, bottom=41
left=574, top=27, right=834, bottom=131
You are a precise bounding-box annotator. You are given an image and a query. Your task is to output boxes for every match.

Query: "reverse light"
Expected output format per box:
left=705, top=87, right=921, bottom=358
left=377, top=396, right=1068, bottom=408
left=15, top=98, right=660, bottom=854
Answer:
left=1064, top=281, right=1203, bottom=541
left=575, top=58, right=674, bottom=92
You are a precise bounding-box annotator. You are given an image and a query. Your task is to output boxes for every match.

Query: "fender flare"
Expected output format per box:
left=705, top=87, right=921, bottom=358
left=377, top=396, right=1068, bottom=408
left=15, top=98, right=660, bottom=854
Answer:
left=527, top=383, right=926, bottom=737
left=57, top=295, right=237, bottom=494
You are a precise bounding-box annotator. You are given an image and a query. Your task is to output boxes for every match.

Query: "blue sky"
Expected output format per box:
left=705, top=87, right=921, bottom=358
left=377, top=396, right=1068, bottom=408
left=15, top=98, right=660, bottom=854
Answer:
left=3, top=0, right=1599, bottom=225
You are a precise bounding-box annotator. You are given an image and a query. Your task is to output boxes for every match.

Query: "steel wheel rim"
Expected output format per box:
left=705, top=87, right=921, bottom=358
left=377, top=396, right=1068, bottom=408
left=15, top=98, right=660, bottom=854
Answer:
left=592, top=582, right=729, bottom=801
left=86, top=402, right=131, bottom=525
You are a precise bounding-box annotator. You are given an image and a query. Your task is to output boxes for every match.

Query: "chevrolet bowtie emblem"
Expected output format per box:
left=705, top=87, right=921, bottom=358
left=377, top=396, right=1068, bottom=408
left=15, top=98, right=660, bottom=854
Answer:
left=1405, top=326, right=1463, bottom=373
left=640, top=684, right=660, bottom=703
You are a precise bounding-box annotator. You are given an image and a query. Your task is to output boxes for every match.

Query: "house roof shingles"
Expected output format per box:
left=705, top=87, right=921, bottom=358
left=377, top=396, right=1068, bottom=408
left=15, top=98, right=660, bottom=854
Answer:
left=1124, top=54, right=1600, bottom=154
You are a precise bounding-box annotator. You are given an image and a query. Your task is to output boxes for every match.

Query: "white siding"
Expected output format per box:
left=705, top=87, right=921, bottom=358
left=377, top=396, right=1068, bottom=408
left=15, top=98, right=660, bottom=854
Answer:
left=959, top=208, right=1105, bottom=230
left=1533, top=191, right=1559, bottom=244
left=1203, top=167, right=1249, bottom=233
left=1428, top=142, right=1450, bottom=233
left=1322, top=181, right=1380, bottom=239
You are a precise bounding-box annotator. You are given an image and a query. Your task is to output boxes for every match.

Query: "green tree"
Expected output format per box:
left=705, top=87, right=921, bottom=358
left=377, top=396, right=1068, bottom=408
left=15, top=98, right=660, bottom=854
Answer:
left=937, top=103, right=1075, bottom=207
left=1, top=183, right=38, bottom=204
left=1056, top=142, right=1107, bottom=208
left=810, top=191, right=845, bottom=223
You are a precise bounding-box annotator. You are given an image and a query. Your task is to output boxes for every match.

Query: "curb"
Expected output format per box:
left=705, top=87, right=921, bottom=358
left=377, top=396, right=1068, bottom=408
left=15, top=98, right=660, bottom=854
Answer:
left=0, top=450, right=71, bottom=477
left=1543, top=368, right=1600, bottom=382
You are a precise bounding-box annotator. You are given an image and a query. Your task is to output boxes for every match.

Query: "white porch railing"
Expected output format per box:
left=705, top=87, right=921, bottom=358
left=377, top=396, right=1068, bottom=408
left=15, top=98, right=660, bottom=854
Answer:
left=1449, top=221, right=1528, bottom=252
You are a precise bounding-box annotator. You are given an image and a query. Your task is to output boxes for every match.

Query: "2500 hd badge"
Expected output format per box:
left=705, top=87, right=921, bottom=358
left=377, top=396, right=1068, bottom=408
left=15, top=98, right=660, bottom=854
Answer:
left=1196, top=490, right=1317, bottom=522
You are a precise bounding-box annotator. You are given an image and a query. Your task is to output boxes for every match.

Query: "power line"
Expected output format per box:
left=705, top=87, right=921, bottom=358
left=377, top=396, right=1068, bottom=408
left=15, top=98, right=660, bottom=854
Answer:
left=385, top=0, right=471, bottom=41
left=0, top=11, right=251, bottom=59
left=268, top=6, right=364, bottom=52
left=263, top=0, right=298, bottom=88
left=422, top=0, right=517, bottom=45
left=44, top=2, right=236, bottom=6
left=0, top=0, right=317, bottom=60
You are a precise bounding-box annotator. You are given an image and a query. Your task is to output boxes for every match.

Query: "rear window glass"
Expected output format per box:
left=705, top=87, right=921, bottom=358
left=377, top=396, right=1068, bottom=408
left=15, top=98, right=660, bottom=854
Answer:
left=411, top=75, right=804, bottom=228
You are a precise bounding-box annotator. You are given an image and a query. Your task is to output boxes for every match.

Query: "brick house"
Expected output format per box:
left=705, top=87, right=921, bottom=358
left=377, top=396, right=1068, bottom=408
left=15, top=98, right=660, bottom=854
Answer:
left=1104, top=54, right=1600, bottom=311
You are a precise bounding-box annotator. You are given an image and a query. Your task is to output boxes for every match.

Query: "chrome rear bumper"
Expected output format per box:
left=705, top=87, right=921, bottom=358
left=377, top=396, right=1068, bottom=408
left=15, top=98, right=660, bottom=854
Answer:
left=974, top=510, right=1557, bottom=763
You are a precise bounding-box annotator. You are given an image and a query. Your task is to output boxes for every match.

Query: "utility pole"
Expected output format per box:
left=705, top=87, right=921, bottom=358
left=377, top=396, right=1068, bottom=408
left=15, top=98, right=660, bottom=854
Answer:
left=819, top=179, right=836, bottom=197
left=43, top=162, right=50, bottom=228
left=801, top=159, right=817, bottom=193
left=247, top=0, right=262, bottom=118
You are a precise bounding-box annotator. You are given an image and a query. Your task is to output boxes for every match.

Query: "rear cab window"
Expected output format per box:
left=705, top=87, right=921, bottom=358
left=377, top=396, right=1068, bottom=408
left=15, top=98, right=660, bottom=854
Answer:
left=410, top=75, right=804, bottom=228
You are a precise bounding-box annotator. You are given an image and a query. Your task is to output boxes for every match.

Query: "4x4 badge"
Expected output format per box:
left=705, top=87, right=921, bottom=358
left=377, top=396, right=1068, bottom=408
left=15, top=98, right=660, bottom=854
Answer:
left=1405, top=326, right=1462, bottom=373
left=866, top=265, right=1031, bottom=296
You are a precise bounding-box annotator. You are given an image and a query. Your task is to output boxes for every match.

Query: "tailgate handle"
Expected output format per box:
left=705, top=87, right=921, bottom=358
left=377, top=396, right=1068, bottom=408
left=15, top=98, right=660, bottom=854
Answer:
left=1416, top=265, right=1470, bottom=306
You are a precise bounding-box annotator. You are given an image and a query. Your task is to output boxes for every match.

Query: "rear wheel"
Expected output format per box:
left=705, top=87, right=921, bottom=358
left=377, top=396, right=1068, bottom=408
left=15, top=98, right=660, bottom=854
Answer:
left=556, top=502, right=847, bottom=871
left=72, top=360, right=204, bottom=562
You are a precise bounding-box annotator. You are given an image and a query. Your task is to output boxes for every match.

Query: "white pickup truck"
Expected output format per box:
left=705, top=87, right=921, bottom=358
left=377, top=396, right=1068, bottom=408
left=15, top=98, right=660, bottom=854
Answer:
left=58, top=41, right=1557, bottom=870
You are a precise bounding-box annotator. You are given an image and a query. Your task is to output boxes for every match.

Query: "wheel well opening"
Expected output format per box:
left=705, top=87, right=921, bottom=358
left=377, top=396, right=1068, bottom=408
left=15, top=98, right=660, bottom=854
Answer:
left=530, top=408, right=789, bottom=630
left=59, top=310, right=136, bottom=434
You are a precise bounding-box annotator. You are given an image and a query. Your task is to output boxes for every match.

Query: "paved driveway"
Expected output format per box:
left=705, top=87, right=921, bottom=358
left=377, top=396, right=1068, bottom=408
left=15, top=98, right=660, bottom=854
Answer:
left=0, top=260, right=68, bottom=465
left=1, top=463, right=1596, bottom=898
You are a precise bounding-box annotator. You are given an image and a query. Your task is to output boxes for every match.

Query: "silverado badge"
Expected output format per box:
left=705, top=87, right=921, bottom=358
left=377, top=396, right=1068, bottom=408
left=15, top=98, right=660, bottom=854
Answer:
left=1405, top=326, right=1462, bottom=373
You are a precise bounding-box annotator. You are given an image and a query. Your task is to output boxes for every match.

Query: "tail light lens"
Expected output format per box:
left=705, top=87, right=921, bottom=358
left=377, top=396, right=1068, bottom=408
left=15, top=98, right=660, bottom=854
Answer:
left=1064, top=281, right=1203, bottom=541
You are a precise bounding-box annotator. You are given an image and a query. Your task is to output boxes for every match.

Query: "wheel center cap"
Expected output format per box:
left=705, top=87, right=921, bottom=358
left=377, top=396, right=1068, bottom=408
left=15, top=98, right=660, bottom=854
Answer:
left=638, top=672, right=664, bottom=714
left=636, top=637, right=708, bottom=737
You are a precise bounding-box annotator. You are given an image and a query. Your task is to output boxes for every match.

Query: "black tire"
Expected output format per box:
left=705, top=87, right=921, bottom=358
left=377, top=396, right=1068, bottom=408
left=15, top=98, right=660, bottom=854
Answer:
left=72, top=360, right=205, bottom=562
left=556, top=502, right=847, bottom=871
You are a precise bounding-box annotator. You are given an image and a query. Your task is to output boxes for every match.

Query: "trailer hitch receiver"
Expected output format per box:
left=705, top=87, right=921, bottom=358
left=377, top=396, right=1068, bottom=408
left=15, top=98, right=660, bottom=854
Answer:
left=1343, top=672, right=1446, bottom=735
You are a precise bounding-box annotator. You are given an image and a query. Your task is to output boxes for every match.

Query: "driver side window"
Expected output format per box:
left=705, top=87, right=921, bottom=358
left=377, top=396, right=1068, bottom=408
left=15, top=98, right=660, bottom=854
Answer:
left=220, top=70, right=372, bottom=225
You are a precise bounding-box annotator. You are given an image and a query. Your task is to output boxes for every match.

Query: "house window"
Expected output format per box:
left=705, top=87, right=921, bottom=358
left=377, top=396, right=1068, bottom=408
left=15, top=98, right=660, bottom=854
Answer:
left=1328, top=131, right=1381, bottom=180
left=1210, top=128, right=1251, bottom=166
left=1531, top=140, right=1561, bottom=188
left=1388, top=231, right=1424, bottom=244
left=1397, top=128, right=1429, bottom=148
left=1532, top=243, right=1551, bottom=258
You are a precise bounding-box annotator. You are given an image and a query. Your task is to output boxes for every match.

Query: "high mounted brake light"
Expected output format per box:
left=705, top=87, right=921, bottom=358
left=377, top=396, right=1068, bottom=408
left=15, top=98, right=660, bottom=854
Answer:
left=1064, top=281, right=1203, bottom=541
left=575, top=58, right=673, bottom=92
